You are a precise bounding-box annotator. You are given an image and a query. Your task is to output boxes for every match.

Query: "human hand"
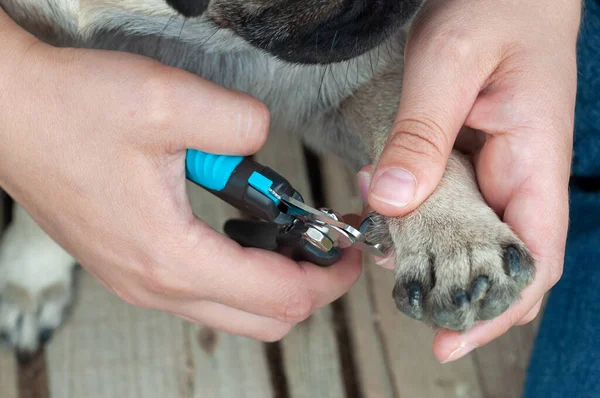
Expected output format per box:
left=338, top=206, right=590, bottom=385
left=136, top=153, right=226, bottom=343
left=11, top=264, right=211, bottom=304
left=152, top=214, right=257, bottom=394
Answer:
left=0, top=12, right=362, bottom=341
left=359, top=0, right=581, bottom=361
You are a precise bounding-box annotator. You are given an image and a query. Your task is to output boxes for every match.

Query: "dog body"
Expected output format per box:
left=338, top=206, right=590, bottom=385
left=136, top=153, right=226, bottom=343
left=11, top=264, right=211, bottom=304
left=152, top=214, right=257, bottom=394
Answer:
left=0, top=0, right=534, bottom=355
left=3, top=0, right=404, bottom=168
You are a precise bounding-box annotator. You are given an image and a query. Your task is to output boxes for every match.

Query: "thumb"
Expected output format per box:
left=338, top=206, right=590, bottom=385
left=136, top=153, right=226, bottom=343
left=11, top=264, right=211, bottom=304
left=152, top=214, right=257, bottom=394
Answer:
left=368, top=36, right=485, bottom=217
left=146, top=64, right=270, bottom=156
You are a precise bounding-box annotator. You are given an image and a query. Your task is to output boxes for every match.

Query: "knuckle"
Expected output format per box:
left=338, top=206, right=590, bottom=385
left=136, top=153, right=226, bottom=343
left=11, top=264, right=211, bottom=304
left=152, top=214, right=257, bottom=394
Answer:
left=144, top=228, right=215, bottom=299
left=141, top=264, right=172, bottom=295
left=141, top=69, right=180, bottom=132
left=138, top=231, right=199, bottom=297
left=428, top=29, right=476, bottom=64
left=137, top=254, right=184, bottom=298
left=389, top=118, right=448, bottom=160
left=239, top=96, right=270, bottom=153
left=111, top=286, right=148, bottom=309
left=546, top=265, right=563, bottom=287
left=276, top=290, right=313, bottom=324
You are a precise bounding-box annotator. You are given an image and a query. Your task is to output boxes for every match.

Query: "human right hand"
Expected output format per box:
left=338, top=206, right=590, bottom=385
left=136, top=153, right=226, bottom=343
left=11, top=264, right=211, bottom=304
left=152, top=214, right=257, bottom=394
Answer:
left=0, top=11, right=362, bottom=341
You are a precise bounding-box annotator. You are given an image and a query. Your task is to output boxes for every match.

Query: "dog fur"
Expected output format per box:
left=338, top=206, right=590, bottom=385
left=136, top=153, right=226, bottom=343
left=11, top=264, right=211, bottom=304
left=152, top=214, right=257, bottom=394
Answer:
left=0, top=0, right=534, bottom=356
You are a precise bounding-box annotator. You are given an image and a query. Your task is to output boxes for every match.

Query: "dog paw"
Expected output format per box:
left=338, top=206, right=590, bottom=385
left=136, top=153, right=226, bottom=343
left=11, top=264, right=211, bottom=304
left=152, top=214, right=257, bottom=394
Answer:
left=366, top=152, right=535, bottom=330
left=0, top=205, right=76, bottom=360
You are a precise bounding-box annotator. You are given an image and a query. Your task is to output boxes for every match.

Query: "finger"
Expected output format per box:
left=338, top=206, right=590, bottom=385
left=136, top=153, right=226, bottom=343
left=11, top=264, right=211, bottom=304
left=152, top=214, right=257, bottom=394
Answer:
left=368, top=28, right=495, bottom=217
left=374, top=255, right=394, bottom=270
left=102, top=55, right=269, bottom=155
left=161, top=222, right=363, bottom=324
left=433, top=275, right=545, bottom=363
left=52, top=48, right=271, bottom=157
left=356, top=167, right=395, bottom=270
left=170, top=301, right=293, bottom=342
left=163, top=70, right=269, bottom=155
left=95, top=263, right=294, bottom=342
left=515, top=298, right=543, bottom=326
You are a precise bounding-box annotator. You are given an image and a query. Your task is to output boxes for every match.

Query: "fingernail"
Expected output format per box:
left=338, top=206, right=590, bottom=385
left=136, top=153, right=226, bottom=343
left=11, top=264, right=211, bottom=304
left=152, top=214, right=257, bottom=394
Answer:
left=357, top=171, right=371, bottom=204
left=375, top=255, right=394, bottom=270
left=370, top=168, right=416, bottom=208
left=375, top=256, right=391, bottom=266
left=440, top=342, right=478, bottom=363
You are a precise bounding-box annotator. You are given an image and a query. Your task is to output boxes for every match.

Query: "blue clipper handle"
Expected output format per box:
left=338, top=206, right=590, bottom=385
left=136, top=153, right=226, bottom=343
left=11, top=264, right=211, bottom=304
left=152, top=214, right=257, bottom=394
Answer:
left=185, top=149, right=244, bottom=191
left=185, top=149, right=298, bottom=224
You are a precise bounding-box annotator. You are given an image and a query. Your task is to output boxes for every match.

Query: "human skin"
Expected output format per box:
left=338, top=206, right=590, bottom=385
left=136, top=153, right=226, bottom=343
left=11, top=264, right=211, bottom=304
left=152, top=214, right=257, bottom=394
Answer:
left=360, top=0, right=581, bottom=362
left=0, top=9, right=362, bottom=342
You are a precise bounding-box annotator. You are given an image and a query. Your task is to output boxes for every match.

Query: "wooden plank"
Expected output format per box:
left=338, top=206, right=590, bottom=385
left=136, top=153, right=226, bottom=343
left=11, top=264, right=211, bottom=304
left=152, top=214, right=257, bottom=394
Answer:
left=320, top=156, right=396, bottom=398
left=46, top=271, right=189, bottom=398
left=472, top=303, right=543, bottom=398
left=280, top=309, right=345, bottom=398
left=0, top=191, right=19, bottom=398
left=321, top=157, right=484, bottom=398
left=254, top=135, right=346, bottom=398
left=188, top=325, right=274, bottom=398
left=186, top=182, right=274, bottom=398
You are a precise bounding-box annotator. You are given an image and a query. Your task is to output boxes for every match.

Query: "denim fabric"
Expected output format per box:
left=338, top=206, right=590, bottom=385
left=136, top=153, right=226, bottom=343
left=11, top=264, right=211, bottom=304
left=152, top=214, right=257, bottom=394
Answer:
left=572, top=0, right=600, bottom=177
left=523, top=188, right=600, bottom=398
left=523, top=1, right=600, bottom=396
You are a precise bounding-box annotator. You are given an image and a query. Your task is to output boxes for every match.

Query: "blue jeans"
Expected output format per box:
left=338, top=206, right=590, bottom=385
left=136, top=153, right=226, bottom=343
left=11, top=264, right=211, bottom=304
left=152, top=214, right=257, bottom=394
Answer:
left=523, top=188, right=600, bottom=397
left=523, top=1, right=600, bottom=396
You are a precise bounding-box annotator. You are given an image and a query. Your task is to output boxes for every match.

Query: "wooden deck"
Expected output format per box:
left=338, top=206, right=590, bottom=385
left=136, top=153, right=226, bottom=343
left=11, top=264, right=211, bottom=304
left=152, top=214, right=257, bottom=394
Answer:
left=0, top=135, right=541, bottom=398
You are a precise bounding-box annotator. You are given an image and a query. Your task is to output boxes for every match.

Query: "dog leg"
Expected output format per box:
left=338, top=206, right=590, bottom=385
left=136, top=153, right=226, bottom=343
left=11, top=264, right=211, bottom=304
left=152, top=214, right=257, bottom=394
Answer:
left=365, top=153, right=535, bottom=330
left=310, top=46, right=535, bottom=330
left=0, top=203, right=76, bottom=359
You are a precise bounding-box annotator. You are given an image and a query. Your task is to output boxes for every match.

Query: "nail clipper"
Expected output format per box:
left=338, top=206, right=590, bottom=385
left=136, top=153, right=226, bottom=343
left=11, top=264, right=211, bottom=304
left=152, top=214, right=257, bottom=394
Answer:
left=185, top=149, right=384, bottom=266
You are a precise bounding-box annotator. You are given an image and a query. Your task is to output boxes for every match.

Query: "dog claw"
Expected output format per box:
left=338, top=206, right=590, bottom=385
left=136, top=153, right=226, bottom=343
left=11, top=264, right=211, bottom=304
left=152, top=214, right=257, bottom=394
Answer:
left=471, top=276, right=490, bottom=302
left=393, top=281, right=424, bottom=320
left=454, top=289, right=470, bottom=309
left=505, top=246, right=521, bottom=278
